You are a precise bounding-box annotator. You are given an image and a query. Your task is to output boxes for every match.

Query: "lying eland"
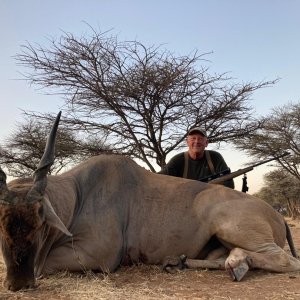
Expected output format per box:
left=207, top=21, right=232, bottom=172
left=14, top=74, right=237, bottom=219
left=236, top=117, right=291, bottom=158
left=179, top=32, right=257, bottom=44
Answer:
left=0, top=111, right=299, bottom=291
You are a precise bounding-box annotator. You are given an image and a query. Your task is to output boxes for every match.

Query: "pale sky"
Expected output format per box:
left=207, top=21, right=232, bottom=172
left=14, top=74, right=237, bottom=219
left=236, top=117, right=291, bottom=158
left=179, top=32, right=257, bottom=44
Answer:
left=1, top=0, right=300, bottom=193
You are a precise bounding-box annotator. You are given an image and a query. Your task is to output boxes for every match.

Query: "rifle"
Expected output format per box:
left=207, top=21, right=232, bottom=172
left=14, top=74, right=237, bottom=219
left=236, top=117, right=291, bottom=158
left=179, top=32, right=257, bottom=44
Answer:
left=200, top=151, right=290, bottom=185
left=200, top=168, right=231, bottom=183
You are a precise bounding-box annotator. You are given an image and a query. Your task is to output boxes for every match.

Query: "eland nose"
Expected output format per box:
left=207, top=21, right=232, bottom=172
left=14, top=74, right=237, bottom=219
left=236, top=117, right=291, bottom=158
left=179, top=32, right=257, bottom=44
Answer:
left=5, top=277, right=36, bottom=291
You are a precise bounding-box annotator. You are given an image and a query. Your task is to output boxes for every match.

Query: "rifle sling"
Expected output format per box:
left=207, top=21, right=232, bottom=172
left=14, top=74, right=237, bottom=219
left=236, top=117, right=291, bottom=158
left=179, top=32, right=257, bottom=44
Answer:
left=205, top=150, right=215, bottom=174
left=183, top=151, right=189, bottom=178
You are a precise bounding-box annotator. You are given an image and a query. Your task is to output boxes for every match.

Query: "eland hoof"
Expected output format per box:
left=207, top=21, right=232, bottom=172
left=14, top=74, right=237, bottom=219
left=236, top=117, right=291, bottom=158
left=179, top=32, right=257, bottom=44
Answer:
left=162, top=254, right=187, bottom=273
left=227, top=260, right=249, bottom=281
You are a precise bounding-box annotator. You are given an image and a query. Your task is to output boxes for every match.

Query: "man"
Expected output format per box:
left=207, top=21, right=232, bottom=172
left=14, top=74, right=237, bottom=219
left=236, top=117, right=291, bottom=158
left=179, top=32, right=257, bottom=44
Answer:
left=159, top=127, right=234, bottom=189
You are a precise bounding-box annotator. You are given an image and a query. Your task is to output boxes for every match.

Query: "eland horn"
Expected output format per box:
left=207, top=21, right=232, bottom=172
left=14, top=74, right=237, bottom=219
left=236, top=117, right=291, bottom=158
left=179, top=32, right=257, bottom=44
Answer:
left=26, top=111, right=61, bottom=202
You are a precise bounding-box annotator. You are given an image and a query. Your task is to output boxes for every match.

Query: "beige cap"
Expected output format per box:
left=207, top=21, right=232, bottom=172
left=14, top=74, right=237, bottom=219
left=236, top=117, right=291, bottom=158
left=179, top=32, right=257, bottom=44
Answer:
left=188, top=127, right=207, bottom=137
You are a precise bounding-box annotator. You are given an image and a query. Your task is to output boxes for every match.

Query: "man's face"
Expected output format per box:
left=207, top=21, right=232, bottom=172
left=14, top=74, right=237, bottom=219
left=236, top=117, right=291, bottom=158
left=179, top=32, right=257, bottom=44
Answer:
left=187, top=133, right=208, bottom=154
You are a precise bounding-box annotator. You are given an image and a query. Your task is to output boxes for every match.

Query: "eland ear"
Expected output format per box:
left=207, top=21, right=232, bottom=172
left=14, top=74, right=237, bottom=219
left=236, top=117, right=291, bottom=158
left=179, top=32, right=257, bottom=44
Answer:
left=0, top=168, right=9, bottom=201
left=43, top=196, right=72, bottom=237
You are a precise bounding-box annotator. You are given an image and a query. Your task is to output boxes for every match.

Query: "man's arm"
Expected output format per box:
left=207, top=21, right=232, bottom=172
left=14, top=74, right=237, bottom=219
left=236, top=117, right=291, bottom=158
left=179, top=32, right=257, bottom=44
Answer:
left=158, top=153, right=184, bottom=177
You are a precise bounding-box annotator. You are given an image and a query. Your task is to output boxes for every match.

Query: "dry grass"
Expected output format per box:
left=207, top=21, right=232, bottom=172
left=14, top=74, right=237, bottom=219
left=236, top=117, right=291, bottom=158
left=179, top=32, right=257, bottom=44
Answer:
left=1, top=263, right=300, bottom=300
left=0, top=265, right=211, bottom=300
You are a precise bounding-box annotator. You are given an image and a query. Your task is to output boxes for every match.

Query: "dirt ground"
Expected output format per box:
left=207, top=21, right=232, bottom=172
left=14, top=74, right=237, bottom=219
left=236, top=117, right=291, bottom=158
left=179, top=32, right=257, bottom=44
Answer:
left=1, top=219, right=300, bottom=299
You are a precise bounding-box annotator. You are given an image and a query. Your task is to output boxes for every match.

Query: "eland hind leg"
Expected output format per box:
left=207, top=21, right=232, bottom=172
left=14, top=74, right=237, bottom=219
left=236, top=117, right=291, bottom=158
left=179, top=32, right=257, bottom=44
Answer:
left=225, top=243, right=300, bottom=281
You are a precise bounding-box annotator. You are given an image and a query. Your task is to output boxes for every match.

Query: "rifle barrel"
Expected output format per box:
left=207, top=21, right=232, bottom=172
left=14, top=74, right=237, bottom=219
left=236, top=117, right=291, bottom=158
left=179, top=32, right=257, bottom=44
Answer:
left=249, top=151, right=290, bottom=169
left=209, top=151, right=290, bottom=185
left=210, top=166, right=254, bottom=184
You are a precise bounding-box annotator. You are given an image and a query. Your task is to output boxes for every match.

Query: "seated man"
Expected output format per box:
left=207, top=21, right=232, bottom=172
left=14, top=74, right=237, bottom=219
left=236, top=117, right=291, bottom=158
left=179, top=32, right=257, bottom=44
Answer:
left=159, top=127, right=234, bottom=189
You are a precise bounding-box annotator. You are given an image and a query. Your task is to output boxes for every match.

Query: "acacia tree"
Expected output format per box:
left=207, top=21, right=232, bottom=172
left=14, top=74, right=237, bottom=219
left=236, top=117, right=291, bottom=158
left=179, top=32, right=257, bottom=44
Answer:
left=0, top=115, right=110, bottom=177
left=15, top=28, right=276, bottom=172
left=254, top=169, right=300, bottom=219
left=234, top=102, right=300, bottom=180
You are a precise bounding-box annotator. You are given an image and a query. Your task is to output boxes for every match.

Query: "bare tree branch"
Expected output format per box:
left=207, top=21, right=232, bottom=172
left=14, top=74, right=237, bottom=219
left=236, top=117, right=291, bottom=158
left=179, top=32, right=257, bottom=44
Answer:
left=233, top=102, right=300, bottom=180
left=0, top=115, right=110, bottom=177
left=14, top=27, right=278, bottom=172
